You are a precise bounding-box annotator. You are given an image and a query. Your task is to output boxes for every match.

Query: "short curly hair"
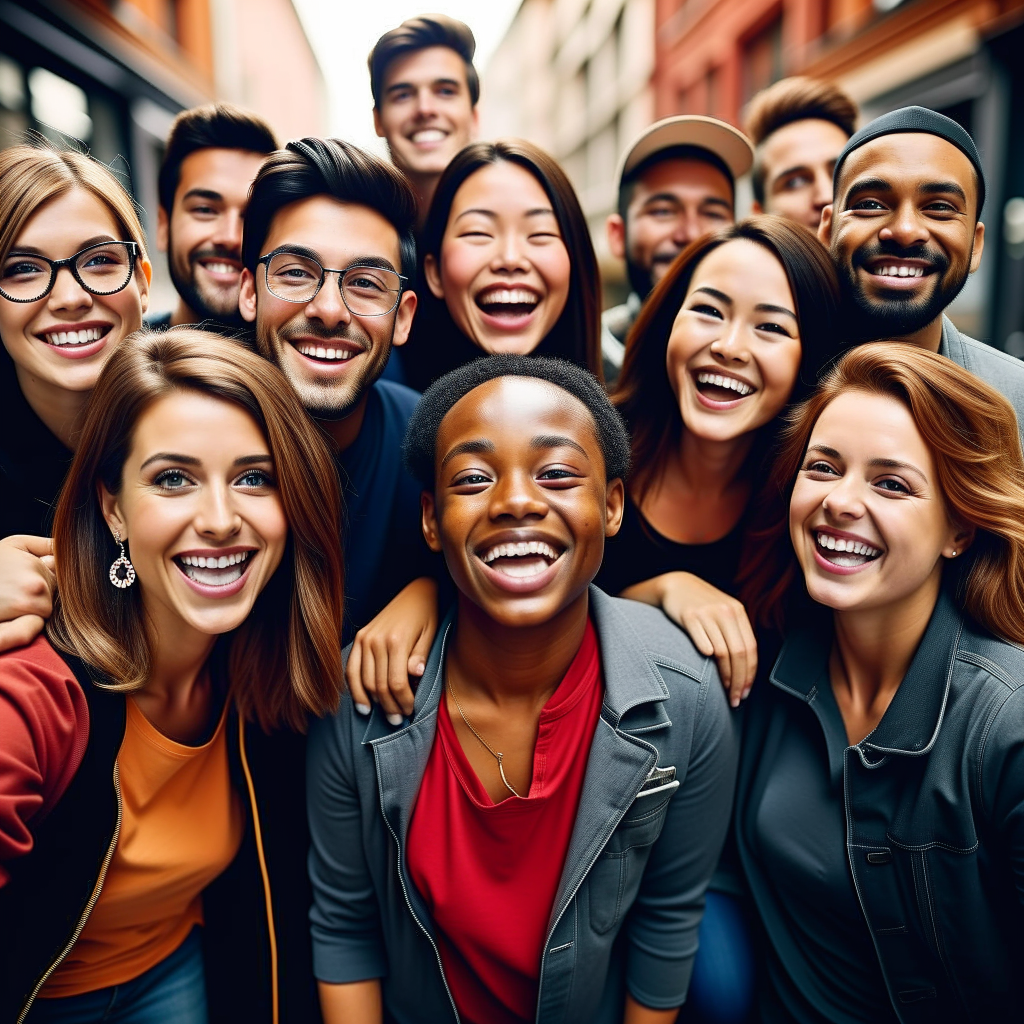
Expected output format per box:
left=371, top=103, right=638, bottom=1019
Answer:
left=403, top=355, right=630, bottom=489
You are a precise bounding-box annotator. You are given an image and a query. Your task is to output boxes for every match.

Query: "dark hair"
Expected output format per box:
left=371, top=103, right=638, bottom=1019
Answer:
left=618, top=144, right=735, bottom=221
left=404, top=355, right=630, bottom=488
left=368, top=14, right=479, bottom=109
left=157, top=103, right=277, bottom=214
left=47, top=329, right=345, bottom=733
left=744, top=78, right=858, bottom=204
left=241, top=137, right=418, bottom=278
left=420, top=140, right=602, bottom=379
left=740, top=343, right=1024, bottom=643
left=613, top=216, right=840, bottom=505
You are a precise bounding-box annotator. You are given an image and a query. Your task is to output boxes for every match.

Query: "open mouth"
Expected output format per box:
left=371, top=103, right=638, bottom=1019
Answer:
left=293, top=341, right=361, bottom=364
left=814, top=530, right=882, bottom=568
left=864, top=259, right=934, bottom=286
left=694, top=371, right=756, bottom=403
left=410, top=128, right=448, bottom=146
left=40, top=324, right=112, bottom=348
left=475, top=287, right=541, bottom=322
left=479, top=540, right=563, bottom=579
left=174, top=550, right=254, bottom=587
left=197, top=257, right=242, bottom=280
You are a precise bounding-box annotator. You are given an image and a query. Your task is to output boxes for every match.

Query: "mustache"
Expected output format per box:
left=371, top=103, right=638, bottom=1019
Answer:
left=278, top=319, right=369, bottom=349
left=850, top=240, right=949, bottom=275
left=189, top=245, right=242, bottom=266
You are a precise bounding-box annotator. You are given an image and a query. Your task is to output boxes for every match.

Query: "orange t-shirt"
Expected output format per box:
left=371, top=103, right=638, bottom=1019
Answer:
left=41, top=697, right=243, bottom=997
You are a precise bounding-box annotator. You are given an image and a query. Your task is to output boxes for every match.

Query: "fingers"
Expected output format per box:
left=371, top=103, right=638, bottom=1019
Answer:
left=374, top=635, right=412, bottom=721
left=0, top=615, right=45, bottom=654
left=40, top=555, right=56, bottom=574
left=679, top=601, right=758, bottom=708
left=345, top=643, right=372, bottom=716
left=3, top=535, right=54, bottom=557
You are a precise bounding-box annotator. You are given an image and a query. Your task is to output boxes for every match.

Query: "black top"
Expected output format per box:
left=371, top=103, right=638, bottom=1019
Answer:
left=0, top=362, right=73, bottom=539
left=747, top=653, right=897, bottom=1023
left=143, top=310, right=172, bottom=330
left=595, top=493, right=745, bottom=598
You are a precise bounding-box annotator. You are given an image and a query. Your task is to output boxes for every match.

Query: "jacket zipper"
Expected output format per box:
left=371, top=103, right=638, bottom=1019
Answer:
left=16, top=761, right=123, bottom=1024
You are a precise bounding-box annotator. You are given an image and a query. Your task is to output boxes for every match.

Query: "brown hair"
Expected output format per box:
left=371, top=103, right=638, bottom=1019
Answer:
left=421, top=139, right=603, bottom=380
left=741, top=343, right=1024, bottom=644
left=47, top=329, right=345, bottom=732
left=613, top=216, right=840, bottom=504
left=0, top=143, right=148, bottom=265
left=744, top=77, right=859, bottom=204
left=368, top=14, right=479, bottom=109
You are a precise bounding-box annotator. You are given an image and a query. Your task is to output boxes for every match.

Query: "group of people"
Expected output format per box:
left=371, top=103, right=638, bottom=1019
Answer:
left=1, top=12, right=1023, bottom=1024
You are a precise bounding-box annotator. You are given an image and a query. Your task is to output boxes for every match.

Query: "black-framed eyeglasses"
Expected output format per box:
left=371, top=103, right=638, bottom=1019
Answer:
left=257, top=248, right=406, bottom=316
left=0, top=241, right=140, bottom=303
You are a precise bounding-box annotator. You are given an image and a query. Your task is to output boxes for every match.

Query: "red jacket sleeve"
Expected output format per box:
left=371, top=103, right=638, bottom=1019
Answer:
left=0, top=636, right=89, bottom=886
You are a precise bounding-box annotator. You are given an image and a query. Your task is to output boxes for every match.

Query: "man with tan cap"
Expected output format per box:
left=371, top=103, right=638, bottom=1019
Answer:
left=603, top=115, right=754, bottom=380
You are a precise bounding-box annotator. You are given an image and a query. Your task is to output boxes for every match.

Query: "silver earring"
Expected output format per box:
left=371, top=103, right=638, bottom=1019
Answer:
left=109, top=530, right=136, bottom=589
left=951, top=550, right=958, bottom=557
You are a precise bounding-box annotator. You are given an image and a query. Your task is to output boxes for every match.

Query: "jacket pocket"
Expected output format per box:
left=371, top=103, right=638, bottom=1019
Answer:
left=587, top=786, right=677, bottom=934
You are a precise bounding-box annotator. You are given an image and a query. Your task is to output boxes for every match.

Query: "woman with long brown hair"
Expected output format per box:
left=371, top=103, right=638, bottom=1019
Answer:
left=398, top=139, right=603, bottom=391
left=0, top=330, right=344, bottom=1024
left=736, top=344, right=1024, bottom=1023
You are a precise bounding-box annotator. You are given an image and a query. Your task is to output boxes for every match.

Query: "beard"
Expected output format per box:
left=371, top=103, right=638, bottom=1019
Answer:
left=256, top=315, right=393, bottom=422
left=167, top=227, right=247, bottom=331
left=837, top=239, right=970, bottom=342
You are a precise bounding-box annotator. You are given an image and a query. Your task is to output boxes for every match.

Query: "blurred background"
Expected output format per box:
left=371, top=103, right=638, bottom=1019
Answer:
left=4, top=0, right=1024, bottom=350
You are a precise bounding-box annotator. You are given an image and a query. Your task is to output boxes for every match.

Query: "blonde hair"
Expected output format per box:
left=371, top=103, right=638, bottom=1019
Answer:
left=0, top=143, right=148, bottom=262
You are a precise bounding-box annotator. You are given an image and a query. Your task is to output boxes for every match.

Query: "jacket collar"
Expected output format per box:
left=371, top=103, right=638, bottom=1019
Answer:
left=939, top=314, right=965, bottom=363
left=770, top=585, right=964, bottom=757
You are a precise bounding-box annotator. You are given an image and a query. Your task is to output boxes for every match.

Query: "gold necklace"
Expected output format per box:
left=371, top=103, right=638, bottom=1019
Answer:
left=446, top=673, right=523, bottom=799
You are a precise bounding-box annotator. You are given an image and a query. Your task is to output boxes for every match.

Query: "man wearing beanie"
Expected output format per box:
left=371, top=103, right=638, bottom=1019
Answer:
left=819, top=105, right=1024, bottom=429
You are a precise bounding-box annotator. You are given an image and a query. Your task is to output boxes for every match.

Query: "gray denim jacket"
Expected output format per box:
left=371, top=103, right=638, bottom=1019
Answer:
left=307, top=586, right=737, bottom=1023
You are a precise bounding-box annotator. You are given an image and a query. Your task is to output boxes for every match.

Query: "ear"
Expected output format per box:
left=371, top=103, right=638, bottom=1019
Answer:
left=420, top=490, right=443, bottom=553
left=156, top=206, right=169, bottom=253
left=373, top=107, right=385, bottom=139
left=604, top=477, right=625, bottom=538
left=238, top=268, right=257, bottom=323
left=818, top=204, right=833, bottom=246
left=137, top=257, right=152, bottom=313
left=751, top=199, right=764, bottom=215
left=969, top=220, right=985, bottom=274
left=392, top=289, right=418, bottom=348
left=469, top=105, right=480, bottom=140
left=606, top=214, right=626, bottom=261
left=423, top=254, right=445, bottom=300
left=98, top=483, right=126, bottom=544
left=944, top=522, right=976, bottom=561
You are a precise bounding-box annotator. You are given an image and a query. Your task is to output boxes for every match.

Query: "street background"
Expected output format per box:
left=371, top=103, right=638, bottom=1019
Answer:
left=4, top=0, right=1024, bottom=350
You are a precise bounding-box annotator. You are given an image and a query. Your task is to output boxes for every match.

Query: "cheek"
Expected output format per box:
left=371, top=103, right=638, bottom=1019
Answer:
left=757, top=342, right=802, bottom=410
left=0, top=300, right=36, bottom=350
left=535, top=244, right=570, bottom=297
left=439, top=243, right=482, bottom=309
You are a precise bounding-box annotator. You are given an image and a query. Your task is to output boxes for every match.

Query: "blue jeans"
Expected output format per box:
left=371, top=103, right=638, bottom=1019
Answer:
left=680, top=890, right=757, bottom=1024
left=28, top=928, right=208, bottom=1024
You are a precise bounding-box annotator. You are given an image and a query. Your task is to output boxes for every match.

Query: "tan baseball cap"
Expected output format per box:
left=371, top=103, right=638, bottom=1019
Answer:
left=616, top=115, right=755, bottom=187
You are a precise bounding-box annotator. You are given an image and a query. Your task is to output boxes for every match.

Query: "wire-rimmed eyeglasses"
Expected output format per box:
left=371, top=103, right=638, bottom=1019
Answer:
left=0, top=241, right=140, bottom=303
left=257, top=248, right=407, bottom=316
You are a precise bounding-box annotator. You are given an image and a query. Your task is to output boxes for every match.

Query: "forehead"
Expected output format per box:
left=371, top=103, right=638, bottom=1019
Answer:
left=176, top=148, right=266, bottom=203
left=688, top=239, right=792, bottom=302
left=811, top=390, right=932, bottom=467
left=451, top=161, right=551, bottom=215
left=131, top=390, right=268, bottom=457
left=438, top=377, right=600, bottom=454
left=762, top=119, right=850, bottom=174
left=382, top=45, right=469, bottom=91
left=262, top=195, right=401, bottom=267
left=15, top=187, right=121, bottom=250
left=630, top=157, right=733, bottom=205
left=839, top=133, right=978, bottom=203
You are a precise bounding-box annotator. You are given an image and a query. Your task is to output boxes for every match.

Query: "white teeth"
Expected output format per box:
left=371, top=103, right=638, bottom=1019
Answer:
left=481, top=540, right=560, bottom=564
left=180, top=551, right=251, bottom=568
left=478, top=288, right=540, bottom=307
left=44, top=327, right=104, bottom=346
left=815, top=533, right=881, bottom=559
left=696, top=372, right=754, bottom=397
left=295, top=343, right=355, bottom=361
left=875, top=265, right=924, bottom=278
left=411, top=129, right=446, bottom=143
left=203, top=262, right=237, bottom=275
left=177, top=550, right=252, bottom=587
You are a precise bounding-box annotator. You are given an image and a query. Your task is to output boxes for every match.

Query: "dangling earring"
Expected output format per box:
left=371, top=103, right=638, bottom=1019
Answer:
left=108, top=529, right=136, bottom=589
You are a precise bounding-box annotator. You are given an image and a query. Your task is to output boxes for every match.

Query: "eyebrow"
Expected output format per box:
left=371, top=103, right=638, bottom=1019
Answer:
left=269, top=246, right=398, bottom=273
left=806, top=444, right=926, bottom=476
left=182, top=188, right=223, bottom=203
left=453, top=207, right=556, bottom=223
left=440, top=439, right=496, bottom=468
left=385, top=77, right=462, bottom=96
left=140, top=452, right=273, bottom=470
left=530, top=434, right=589, bottom=458
left=691, top=286, right=795, bottom=320
left=844, top=177, right=968, bottom=206
left=8, top=236, right=117, bottom=257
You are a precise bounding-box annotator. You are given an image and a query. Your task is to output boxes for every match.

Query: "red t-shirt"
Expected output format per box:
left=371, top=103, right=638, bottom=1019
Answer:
left=407, top=620, right=603, bottom=1024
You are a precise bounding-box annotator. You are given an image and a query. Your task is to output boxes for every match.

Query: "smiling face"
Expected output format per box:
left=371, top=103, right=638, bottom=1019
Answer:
left=666, top=239, right=803, bottom=444
left=757, top=118, right=850, bottom=230
left=158, top=148, right=267, bottom=325
left=821, top=133, right=984, bottom=342
left=374, top=46, right=478, bottom=184
left=238, top=194, right=416, bottom=421
left=790, top=390, right=966, bottom=617
left=101, top=390, right=288, bottom=642
left=424, top=161, right=571, bottom=356
left=422, top=376, right=623, bottom=629
left=0, top=188, right=149, bottom=394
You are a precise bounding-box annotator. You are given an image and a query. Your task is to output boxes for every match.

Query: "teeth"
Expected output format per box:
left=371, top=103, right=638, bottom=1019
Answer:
left=479, top=288, right=540, bottom=307
left=44, top=327, right=104, bottom=346
left=202, top=262, right=237, bottom=274
left=411, top=129, right=447, bottom=143
left=481, top=540, right=560, bottom=564
left=815, top=533, right=881, bottom=558
left=177, top=550, right=252, bottom=587
left=875, top=265, right=924, bottom=278
left=180, top=551, right=251, bottom=568
left=696, top=372, right=754, bottom=397
left=295, top=343, right=355, bottom=361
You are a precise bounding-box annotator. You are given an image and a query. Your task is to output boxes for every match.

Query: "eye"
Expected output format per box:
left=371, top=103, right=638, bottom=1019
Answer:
left=2, top=259, right=46, bottom=279
left=235, top=468, right=275, bottom=490
left=456, top=230, right=493, bottom=240
left=850, top=198, right=887, bottom=212
left=803, top=459, right=839, bottom=477
left=702, top=209, right=730, bottom=222
left=538, top=466, right=581, bottom=485
left=781, top=172, right=813, bottom=191
left=875, top=477, right=911, bottom=494
left=756, top=321, right=793, bottom=337
left=690, top=303, right=723, bottom=320
left=528, top=231, right=561, bottom=242
left=451, top=470, right=491, bottom=489
left=153, top=469, right=195, bottom=490
left=924, top=200, right=959, bottom=215
left=646, top=204, right=678, bottom=219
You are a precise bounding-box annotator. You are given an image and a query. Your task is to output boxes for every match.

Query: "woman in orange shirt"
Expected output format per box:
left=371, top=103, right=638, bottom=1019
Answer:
left=0, top=329, right=345, bottom=1024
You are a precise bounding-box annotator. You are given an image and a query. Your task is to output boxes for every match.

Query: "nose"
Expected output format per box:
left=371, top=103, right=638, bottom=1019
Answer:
left=672, top=208, right=702, bottom=248
left=193, top=481, right=243, bottom=541
left=492, top=230, right=530, bottom=274
left=488, top=468, right=548, bottom=522
left=709, top=317, right=751, bottom=365
left=211, top=209, right=244, bottom=255
left=414, top=86, right=439, bottom=120
left=812, top=169, right=833, bottom=214
left=47, top=266, right=93, bottom=314
left=879, top=198, right=929, bottom=249
left=305, top=271, right=352, bottom=329
left=821, top=472, right=867, bottom=521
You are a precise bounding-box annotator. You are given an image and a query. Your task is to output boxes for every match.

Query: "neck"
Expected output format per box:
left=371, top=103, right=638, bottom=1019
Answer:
left=170, top=298, right=198, bottom=328
left=144, top=614, right=218, bottom=703
left=406, top=170, right=439, bottom=230
left=319, top=391, right=370, bottom=452
left=831, top=570, right=941, bottom=700
left=896, top=314, right=944, bottom=353
left=14, top=364, right=90, bottom=450
left=448, top=590, right=590, bottom=705
left=673, top=429, right=754, bottom=498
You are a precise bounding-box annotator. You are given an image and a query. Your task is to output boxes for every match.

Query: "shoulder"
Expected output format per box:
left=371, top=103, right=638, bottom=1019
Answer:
left=0, top=634, right=80, bottom=686
left=372, top=379, right=422, bottom=423
left=947, top=323, right=1024, bottom=381
left=601, top=303, right=634, bottom=343
left=955, top=621, right=1024, bottom=695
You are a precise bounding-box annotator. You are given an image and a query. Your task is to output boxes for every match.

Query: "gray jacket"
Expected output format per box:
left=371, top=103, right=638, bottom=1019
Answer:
left=307, top=587, right=737, bottom=1023
left=940, top=316, right=1024, bottom=439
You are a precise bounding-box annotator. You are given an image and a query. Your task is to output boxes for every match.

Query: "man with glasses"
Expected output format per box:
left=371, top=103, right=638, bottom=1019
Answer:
left=238, top=137, right=435, bottom=643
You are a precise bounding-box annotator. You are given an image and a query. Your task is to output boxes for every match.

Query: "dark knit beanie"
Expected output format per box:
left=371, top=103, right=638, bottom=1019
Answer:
left=832, top=105, right=986, bottom=214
